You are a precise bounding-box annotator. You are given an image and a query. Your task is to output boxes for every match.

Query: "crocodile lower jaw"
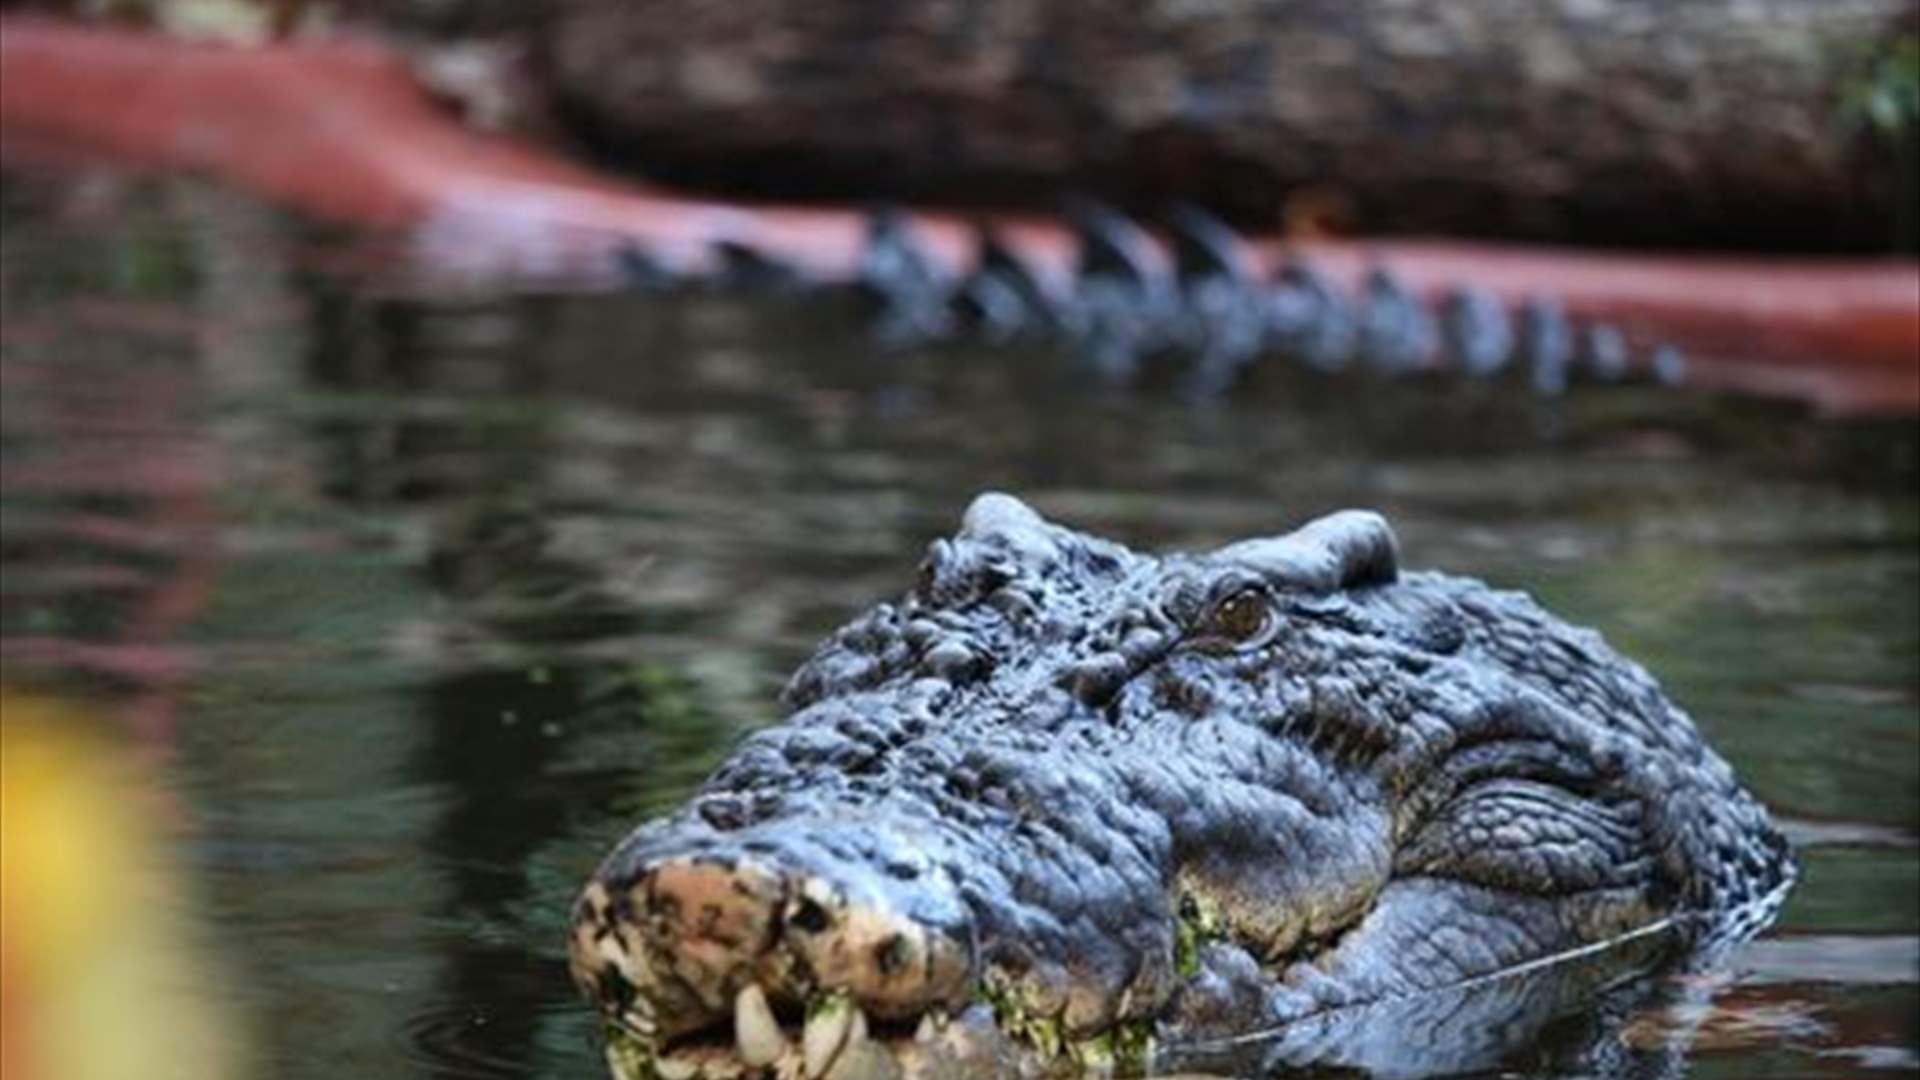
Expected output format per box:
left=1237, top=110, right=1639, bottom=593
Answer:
left=602, top=986, right=1153, bottom=1080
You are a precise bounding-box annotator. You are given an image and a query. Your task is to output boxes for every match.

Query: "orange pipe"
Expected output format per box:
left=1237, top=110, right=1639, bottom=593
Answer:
left=2, top=17, right=1914, bottom=414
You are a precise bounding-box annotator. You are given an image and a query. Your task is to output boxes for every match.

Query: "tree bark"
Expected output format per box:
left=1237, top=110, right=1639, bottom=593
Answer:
left=536, top=0, right=1916, bottom=251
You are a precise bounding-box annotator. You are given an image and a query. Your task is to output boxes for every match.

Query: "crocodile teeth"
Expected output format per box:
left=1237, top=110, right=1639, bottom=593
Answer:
left=735, top=984, right=788, bottom=1067
left=912, top=1014, right=939, bottom=1044
left=826, top=1009, right=890, bottom=1080
left=802, top=995, right=859, bottom=1079
left=654, top=1055, right=700, bottom=1080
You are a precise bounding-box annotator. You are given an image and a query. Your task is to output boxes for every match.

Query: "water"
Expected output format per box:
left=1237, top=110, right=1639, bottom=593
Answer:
left=1, top=171, right=1915, bottom=1079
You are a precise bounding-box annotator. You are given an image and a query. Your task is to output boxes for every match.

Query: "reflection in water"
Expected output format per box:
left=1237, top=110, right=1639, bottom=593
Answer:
left=0, top=171, right=1915, bottom=1079
left=298, top=270, right=746, bottom=1076
left=410, top=663, right=617, bottom=1079
left=404, top=660, right=740, bottom=1079
left=1165, top=922, right=1687, bottom=1078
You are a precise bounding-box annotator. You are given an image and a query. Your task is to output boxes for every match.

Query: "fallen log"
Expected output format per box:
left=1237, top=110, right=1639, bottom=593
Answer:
left=538, top=0, right=1917, bottom=252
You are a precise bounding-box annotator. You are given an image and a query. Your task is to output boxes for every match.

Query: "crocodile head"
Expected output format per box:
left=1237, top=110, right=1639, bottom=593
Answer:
left=567, top=494, right=1792, bottom=1078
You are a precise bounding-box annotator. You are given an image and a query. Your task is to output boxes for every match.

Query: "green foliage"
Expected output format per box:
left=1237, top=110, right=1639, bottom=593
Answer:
left=1173, top=889, right=1225, bottom=979
left=1841, top=34, right=1920, bottom=139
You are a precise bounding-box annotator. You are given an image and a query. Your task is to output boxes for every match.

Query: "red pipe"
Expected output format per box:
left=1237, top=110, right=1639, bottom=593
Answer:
left=3, top=16, right=1915, bottom=414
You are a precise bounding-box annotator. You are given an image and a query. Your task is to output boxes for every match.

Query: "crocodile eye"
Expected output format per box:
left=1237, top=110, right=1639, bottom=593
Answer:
left=1208, top=588, right=1272, bottom=644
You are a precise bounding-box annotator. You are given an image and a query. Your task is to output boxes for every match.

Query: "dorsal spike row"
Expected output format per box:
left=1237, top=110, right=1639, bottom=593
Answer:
left=711, top=239, right=803, bottom=290
left=1521, top=296, right=1575, bottom=396
left=859, top=206, right=942, bottom=297
left=953, top=230, right=1064, bottom=343
left=619, top=206, right=1686, bottom=398
left=1358, top=267, right=1437, bottom=374
left=1441, top=287, right=1513, bottom=378
left=1166, top=204, right=1269, bottom=399
left=1066, top=201, right=1183, bottom=384
left=856, top=206, right=953, bottom=346
left=1069, top=198, right=1165, bottom=287
left=1166, top=203, right=1258, bottom=284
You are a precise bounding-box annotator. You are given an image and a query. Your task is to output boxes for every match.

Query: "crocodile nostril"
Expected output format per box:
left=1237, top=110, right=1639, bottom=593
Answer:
left=595, top=966, right=637, bottom=1012
left=874, top=933, right=911, bottom=976
left=789, top=895, right=832, bottom=934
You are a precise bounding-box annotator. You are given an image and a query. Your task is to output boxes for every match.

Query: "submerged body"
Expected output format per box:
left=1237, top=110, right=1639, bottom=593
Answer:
left=568, top=495, right=1793, bottom=1078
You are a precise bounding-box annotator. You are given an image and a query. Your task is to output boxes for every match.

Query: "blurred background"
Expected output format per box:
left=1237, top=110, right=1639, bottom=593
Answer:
left=0, top=2, right=1916, bottom=1079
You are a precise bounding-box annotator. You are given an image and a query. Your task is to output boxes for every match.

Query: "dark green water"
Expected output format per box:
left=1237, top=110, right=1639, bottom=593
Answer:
left=2, top=172, right=1915, bottom=1079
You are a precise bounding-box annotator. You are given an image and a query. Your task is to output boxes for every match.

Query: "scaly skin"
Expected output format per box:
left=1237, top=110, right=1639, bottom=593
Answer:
left=568, top=494, right=1794, bottom=1079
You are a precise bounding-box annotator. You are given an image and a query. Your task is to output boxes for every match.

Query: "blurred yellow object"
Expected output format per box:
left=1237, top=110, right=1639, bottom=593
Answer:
left=1, top=690, right=245, bottom=1080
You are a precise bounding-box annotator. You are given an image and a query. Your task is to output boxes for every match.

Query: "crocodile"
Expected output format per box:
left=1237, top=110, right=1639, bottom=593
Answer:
left=567, top=494, right=1795, bottom=1079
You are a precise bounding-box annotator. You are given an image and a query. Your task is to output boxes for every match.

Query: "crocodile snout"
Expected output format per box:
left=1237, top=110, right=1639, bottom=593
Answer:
left=568, top=831, right=977, bottom=1054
